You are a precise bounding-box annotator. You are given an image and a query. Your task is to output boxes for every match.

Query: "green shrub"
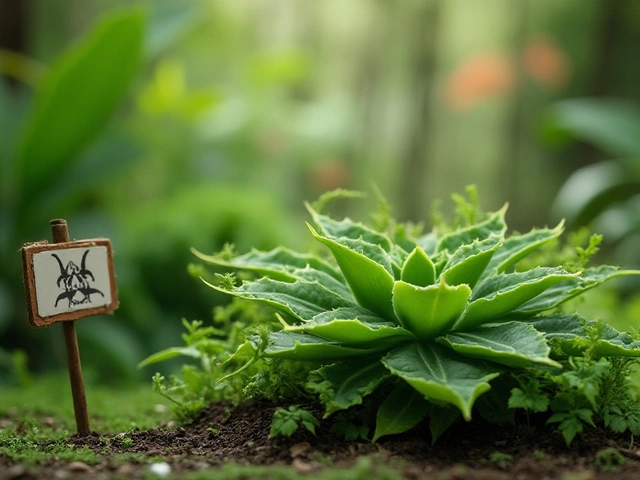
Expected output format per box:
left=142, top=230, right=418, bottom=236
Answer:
left=190, top=190, right=640, bottom=443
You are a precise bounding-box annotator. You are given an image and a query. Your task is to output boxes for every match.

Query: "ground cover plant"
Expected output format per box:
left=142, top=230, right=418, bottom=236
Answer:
left=184, top=188, right=640, bottom=445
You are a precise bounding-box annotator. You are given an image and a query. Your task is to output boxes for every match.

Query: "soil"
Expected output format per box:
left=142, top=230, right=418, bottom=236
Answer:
left=3, top=400, right=640, bottom=479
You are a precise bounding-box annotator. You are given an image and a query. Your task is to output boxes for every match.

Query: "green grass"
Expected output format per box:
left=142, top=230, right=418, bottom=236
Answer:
left=0, top=374, right=171, bottom=466
left=183, top=458, right=403, bottom=480
left=0, top=374, right=171, bottom=435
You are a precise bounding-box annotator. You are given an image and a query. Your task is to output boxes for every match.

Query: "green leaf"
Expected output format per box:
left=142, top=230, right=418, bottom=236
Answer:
left=564, top=358, right=609, bottom=407
left=455, top=268, right=578, bottom=330
left=306, top=202, right=393, bottom=251
left=481, top=222, right=565, bottom=279
left=438, top=322, right=559, bottom=368
left=551, top=162, right=640, bottom=227
left=372, top=381, right=430, bottom=442
left=528, top=314, right=640, bottom=357
left=309, top=224, right=397, bottom=321
left=508, top=380, right=550, bottom=412
left=382, top=342, right=500, bottom=420
left=513, top=266, right=640, bottom=316
left=306, top=358, right=391, bottom=416
left=281, top=308, right=415, bottom=346
left=401, top=246, right=436, bottom=287
left=417, top=231, right=438, bottom=256
left=429, top=404, right=460, bottom=444
left=441, top=235, right=503, bottom=288
left=262, top=332, right=387, bottom=360
left=392, top=279, right=471, bottom=341
left=202, top=276, right=355, bottom=322
left=224, top=339, right=260, bottom=363
left=545, top=98, right=640, bottom=157
left=288, top=268, right=354, bottom=301
left=17, top=8, right=145, bottom=203
left=137, top=346, right=201, bottom=368
left=192, top=246, right=343, bottom=282
left=547, top=411, right=591, bottom=446
left=436, top=205, right=507, bottom=253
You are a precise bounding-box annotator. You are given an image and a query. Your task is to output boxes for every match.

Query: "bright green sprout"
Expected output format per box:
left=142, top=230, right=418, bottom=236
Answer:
left=193, top=193, right=640, bottom=442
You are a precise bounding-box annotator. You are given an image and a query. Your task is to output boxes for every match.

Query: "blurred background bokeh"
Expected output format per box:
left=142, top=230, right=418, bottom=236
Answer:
left=1, top=0, right=639, bottom=386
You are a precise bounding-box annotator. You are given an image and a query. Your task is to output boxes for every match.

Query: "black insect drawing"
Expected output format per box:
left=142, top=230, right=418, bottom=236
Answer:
left=52, top=250, right=104, bottom=307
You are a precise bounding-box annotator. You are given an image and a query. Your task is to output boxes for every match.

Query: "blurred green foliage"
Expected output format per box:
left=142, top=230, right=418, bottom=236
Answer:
left=0, top=5, right=300, bottom=385
left=0, top=8, right=146, bottom=383
left=546, top=99, right=640, bottom=269
left=2, top=1, right=640, bottom=386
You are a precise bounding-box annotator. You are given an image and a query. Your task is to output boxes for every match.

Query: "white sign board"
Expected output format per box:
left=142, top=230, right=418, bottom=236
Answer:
left=22, top=239, right=118, bottom=326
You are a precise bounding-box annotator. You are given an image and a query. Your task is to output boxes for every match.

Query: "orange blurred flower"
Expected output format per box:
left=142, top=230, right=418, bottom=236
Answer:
left=444, top=53, right=515, bottom=111
left=523, top=37, right=571, bottom=88
left=310, top=159, right=350, bottom=191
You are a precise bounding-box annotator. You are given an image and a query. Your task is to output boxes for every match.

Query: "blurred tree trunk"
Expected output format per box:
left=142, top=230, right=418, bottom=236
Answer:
left=502, top=0, right=529, bottom=218
left=398, top=0, right=441, bottom=221
left=0, top=0, right=29, bottom=88
left=0, top=0, right=27, bottom=52
left=348, top=2, right=393, bottom=197
left=590, top=0, right=623, bottom=97
left=574, top=0, right=625, bottom=168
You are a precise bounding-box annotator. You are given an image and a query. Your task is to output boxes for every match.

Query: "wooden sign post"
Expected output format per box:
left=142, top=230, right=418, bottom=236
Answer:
left=21, top=219, right=119, bottom=436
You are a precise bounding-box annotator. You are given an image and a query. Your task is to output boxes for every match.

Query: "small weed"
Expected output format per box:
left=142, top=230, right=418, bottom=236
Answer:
left=207, top=424, right=220, bottom=437
left=594, top=447, right=626, bottom=472
left=330, top=410, right=370, bottom=441
left=310, top=450, right=333, bottom=466
left=489, top=451, right=513, bottom=468
left=532, top=449, right=546, bottom=461
left=122, top=437, right=133, bottom=448
left=269, top=406, right=319, bottom=439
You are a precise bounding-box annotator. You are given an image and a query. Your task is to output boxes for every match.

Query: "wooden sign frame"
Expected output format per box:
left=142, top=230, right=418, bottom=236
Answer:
left=22, top=238, right=119, bottom=327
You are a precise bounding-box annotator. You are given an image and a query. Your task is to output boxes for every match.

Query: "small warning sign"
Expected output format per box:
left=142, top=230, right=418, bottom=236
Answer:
left=22, top=239, right=118, bottom=327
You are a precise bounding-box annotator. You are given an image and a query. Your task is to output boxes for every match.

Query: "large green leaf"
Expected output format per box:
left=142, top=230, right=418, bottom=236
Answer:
left=438, top=322, right=559, bottom=367
left=280, top=308, right=415, bottom=346
left=192, top=246, right=343, bottom=282
left=309, top=224, right=397, bottom=320
left=553, top=162, right=640, bottom=227
left=528, top=314, right=640, bottom=357
left=392, top=280, right=471, bottom=341
left=201, top=276, right=355, bottom=322
left=441, top=235, right=502, bottom=288
left=401, top=246, right=435, bottom=287
left=372, top=381, right=430, bottom=442
left=17, top=8, right=145, bottom=203
left=436, top=205, right=507, bottom=253
left=263, top=332, right=386, bottom=360
left=306, top=358, right=391, bottom=416
left=288, top=268, right=354, bottom=301
left=306, top=202, right=393, bottom=251
left=545, top=99, right=640, bottom=158
left=481, top=222, right=565, bottom=279
left=513, top=266, right=640, bottom=316
left=382, top=343, right=500, bottom=420
left=455, top=268, right=578, bottom=330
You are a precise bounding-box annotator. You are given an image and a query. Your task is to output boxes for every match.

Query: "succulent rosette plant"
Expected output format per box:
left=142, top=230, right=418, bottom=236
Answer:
left=194, top=199, right=640, bottom=441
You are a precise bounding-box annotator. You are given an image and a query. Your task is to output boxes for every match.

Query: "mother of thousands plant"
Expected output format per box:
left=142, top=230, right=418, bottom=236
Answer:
left=192, top=192, right=640, bottom=443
